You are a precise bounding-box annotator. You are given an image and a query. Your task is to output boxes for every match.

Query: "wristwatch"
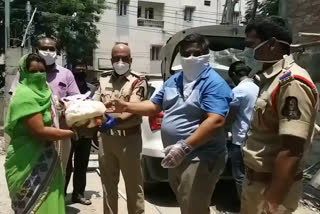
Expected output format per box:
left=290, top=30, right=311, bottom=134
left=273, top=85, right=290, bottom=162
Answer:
left=177, top=139, right=192, bottom=154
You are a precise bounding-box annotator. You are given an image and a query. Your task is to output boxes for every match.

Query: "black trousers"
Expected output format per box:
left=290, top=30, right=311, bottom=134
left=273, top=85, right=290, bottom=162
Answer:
left=65, top=138, right=92, bottom=196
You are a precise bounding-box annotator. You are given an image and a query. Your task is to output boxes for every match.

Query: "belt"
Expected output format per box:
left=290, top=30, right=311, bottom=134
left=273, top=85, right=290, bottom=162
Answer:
left=245, top=167, right=303, bottom=183
left=105, top=126, right=141, bottom=137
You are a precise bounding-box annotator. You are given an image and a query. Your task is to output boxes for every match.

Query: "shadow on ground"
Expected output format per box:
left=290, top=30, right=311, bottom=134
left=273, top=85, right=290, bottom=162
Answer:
left=144, top=182, right=178, bottom=207
left=144, top=178, right=241, bottom=212
left=65, top=206, right=81, bottom=214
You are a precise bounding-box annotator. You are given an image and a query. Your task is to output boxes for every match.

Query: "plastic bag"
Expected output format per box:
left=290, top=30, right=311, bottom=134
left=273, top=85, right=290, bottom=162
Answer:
left=61, top=92, right=106, bottom=128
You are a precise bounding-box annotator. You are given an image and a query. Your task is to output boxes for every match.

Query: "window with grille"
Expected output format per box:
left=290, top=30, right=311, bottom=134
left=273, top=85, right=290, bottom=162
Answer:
left=145, top=8, right=154, bottom=19
left=151, top=46, right=161, bottom=61
left=204, top=1, right=211, bottom=6
left=184, top=7, right=195, bottom=21
left=118, top=0, right=128, bottom=16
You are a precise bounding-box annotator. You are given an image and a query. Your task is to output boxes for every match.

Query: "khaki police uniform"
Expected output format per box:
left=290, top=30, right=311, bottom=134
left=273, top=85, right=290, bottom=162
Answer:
left=242, top=55, right=319, bottom=214
left=94, top=70, right=147, bottom=214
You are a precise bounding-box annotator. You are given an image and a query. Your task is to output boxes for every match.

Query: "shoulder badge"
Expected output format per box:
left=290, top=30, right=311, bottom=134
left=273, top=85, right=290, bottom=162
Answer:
left=281, top=96, right=301, bottom=120
left=279, top=71, right=294, bottom=86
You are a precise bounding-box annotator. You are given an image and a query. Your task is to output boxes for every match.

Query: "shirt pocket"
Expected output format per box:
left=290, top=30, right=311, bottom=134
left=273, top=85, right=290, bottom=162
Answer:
left=252, top=97, right=268, bottom=127
left=58, top=82, right=67, bottom=97
left=120, top=87, right=131, bottom=102
left=101, top=91, right=113, bottom=103
left=163, top=89, right=180, bottom=111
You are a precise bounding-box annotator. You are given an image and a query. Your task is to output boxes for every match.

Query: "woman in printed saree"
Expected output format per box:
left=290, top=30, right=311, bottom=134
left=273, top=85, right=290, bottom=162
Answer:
left=4, top=54, right=73, bottom=214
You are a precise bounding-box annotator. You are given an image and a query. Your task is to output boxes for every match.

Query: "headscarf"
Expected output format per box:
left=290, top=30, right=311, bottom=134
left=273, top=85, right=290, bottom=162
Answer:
left=4, top=54, right=52, bottom=137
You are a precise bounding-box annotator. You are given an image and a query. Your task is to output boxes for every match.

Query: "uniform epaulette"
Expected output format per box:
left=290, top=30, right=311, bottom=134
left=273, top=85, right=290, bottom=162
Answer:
left=100, top=70, right=113, bottom=78
left=130, top=71, right=146, bottom=78
left=279, top=71, right=294, bottom=86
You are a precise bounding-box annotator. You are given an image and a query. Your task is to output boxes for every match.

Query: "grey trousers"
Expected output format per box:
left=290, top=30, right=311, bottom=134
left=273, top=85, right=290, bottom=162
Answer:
left=168, top=156, right=226, bottom=214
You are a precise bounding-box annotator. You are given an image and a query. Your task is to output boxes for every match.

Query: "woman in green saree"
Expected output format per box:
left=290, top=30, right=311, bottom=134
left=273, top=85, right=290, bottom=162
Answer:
left=4, top=54, right=73, bottom=214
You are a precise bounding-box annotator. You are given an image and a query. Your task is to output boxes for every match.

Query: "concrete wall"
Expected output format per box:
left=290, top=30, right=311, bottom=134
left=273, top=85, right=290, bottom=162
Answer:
left=287, top=0, right=320, bottom=83
left=286, top=0, right=320, bottom=166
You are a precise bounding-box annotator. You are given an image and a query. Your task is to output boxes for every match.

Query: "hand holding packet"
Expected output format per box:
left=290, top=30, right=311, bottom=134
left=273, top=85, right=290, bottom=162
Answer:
left=60, top=92, right=107, bottom=128
left=101, top=114, right=117, bottom=132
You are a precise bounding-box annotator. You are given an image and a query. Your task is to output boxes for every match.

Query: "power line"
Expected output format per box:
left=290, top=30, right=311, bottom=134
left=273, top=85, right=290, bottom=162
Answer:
left=109, top=5, right=224, bottom=23
left=107, top=6, right=223, bottom=25
left=103, top=8, right=193, bottom=29
left=97, top=21, right=175, bottom=34
left=127, top=0, right=226, bottom=16
left=0, top=5, right=225, bottom=25
left=107, top=2, right=224, bottom=21
left=1, top=6, right=225, bottom=37
left=0, top=6, right=181, bottom=35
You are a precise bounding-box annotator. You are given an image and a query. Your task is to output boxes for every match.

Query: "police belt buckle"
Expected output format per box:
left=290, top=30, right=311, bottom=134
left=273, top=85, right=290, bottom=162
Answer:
left=108, top=126, right=140, bottom=137
left=110, top=129, right=125, bottom=137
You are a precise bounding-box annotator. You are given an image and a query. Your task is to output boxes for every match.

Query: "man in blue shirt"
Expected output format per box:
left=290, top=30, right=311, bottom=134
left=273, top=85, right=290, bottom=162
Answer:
left=106, top=34, right=233, bottom=214
left=227, top=61, right=259, bottom=200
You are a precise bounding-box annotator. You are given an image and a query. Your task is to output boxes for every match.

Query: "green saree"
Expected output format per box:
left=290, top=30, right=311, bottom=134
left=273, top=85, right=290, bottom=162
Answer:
left=4, top=55, right=65, bottom=214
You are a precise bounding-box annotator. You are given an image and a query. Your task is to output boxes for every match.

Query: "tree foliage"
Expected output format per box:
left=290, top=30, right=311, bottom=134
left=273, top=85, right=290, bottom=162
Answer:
left=9, top=0, right=106, bottom=66
left=245, top=0, right=279, bottom=22
left=259, top=0, right=279, bottom=16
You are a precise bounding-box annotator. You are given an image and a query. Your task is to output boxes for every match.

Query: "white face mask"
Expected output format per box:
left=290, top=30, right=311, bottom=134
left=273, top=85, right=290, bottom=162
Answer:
left=242, top=47, right=263, bottom=76
left=181, top=54, right=210, bottom=82
left=253, top=39, right=290, bottom=63
left=113, top=61, right=130, bottom=75
left=38, top=50, right=57, bottom=65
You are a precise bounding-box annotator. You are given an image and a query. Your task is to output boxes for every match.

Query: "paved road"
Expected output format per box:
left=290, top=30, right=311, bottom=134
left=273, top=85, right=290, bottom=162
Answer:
left=0, top=155, right=317, bottom=214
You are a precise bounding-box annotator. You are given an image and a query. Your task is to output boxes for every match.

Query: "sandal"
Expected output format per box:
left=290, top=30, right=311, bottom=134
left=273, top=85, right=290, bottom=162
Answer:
left=72, top=195, right=92, bottom=205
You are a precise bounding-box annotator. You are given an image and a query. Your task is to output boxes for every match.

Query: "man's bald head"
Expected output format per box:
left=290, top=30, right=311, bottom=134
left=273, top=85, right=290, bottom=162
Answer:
left=111, top=43, right=132, bottom=65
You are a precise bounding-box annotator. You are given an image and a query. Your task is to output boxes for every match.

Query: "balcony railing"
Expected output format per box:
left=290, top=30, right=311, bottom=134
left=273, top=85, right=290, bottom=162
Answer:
left=137, top=18, right=164, bottom=28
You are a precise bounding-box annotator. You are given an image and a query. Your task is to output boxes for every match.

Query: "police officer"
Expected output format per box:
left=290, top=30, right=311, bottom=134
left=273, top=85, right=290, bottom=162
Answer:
left=242, top=17, right=319, bottom=214
left=93, top=43, right=147, bottom=214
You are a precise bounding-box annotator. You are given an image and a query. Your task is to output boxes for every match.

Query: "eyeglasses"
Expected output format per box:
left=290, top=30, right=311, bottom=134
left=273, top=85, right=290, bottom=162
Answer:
left=112, top=56, right=131, bottom=63
left=39, top=47, right=56, bottom=52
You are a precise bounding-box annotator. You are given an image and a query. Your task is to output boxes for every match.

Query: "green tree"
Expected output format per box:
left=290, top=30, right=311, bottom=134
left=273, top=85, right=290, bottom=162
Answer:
left=259, top=0, right=279, bottom=17
left=10, top=0, right=106, bottom=67
left=245, top=0, right=279, bottom=22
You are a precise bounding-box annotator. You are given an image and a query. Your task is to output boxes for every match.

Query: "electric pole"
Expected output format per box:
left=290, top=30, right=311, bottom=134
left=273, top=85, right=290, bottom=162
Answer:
left=279, top=0, right=288, bottom=18
left=222, top=0, right=238, bottom=24
left=4, top=0, right=10, bottom=52
left=226, top=0, right=233, bottom=24
left=26, top=1, right=31, bottom=52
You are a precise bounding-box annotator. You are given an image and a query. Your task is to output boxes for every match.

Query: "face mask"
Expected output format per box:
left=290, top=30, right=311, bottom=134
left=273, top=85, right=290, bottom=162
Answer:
left=113, top=61, right=130, bottom=75
left=253, top=39, right=290, bottom=63
left=38, top=50, right=57, bottom=65
left=26, top=72, right=48, bottom=93
left=181, top=54, right=210, bottom=82
left=242, top=47, right=263, bottom=75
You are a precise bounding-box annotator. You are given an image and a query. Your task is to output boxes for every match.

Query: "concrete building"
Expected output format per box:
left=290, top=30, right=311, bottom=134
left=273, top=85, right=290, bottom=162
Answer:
left=283, top=0, right=320, bottom=189
left=94, top=0, right=246, bottom=74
